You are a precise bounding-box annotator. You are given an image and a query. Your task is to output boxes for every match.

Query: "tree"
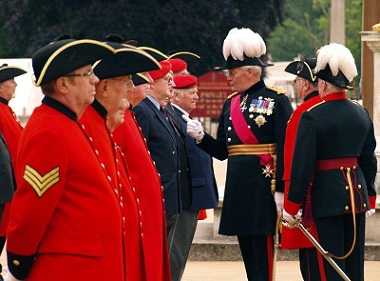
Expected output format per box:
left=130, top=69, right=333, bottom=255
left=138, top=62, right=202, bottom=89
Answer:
left=267, top=0, right=362, bottom=71
left=0, top=0, right=285, bottom=75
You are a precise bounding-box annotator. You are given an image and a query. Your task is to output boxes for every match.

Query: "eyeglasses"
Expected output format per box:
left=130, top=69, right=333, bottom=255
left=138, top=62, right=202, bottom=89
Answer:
left=293, top=78, right=304, bottom=84
left=64, top=69, right=94, bottom=77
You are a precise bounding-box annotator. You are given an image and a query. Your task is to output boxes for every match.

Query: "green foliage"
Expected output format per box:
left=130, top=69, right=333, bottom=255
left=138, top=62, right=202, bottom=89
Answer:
left=0, top=0, right=286, bottom=76
left=267, top=0, right=362, bottom=73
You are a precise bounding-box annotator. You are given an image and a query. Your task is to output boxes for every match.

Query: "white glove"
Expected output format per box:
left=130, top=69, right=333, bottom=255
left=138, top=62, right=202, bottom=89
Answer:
left=274, top=192, right=284, bottom=216
left=282, top=209, right=302, bottom=228
left=182, top=114, right=205, bottom=142
left=366, top=209, right=376, bottom=218
left=3, top=266, right=22, bottom=281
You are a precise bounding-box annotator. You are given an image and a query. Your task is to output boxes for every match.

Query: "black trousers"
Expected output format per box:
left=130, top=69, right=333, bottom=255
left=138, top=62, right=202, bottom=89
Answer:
left=237, top=234, right=273, bottom=281
left=301, top=213, right=366, bottom=281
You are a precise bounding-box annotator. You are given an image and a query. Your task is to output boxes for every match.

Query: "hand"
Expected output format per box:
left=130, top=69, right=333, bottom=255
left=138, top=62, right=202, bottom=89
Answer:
left=182, top=114, right=205, bottom=142
left=3, top=266, right=22, bottom=281
left=366, top=209, right=376, bottom=218
left=274, top=192, right=284, bottom=216
left=282, top=209, right=302, bottom=228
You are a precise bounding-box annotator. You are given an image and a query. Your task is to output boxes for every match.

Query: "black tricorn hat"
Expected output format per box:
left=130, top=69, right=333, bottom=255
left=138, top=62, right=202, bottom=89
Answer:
left=32, top=39, right=116, bottom=86
left=315, top=64, right=354, bottom=90
left=0, top=64, right=27, bottom=83
left=285, top=57, right=317, bottom=82
left=132, top=73, right=151, bottom=86
left=167, top=51, right=201, bottom=62
left=93, top=42, right=161, bottom=79
left=138, top=46, right=168, bottom=62
left=220, top=54, right=273, bottom=70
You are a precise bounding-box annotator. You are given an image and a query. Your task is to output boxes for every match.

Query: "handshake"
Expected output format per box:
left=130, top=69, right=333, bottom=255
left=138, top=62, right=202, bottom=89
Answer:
left=182, top=114, right=205, bottom=142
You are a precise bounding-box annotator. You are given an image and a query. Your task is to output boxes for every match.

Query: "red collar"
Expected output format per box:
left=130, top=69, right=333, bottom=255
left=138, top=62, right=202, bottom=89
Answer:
left=323, top=91, right=347, bottom=102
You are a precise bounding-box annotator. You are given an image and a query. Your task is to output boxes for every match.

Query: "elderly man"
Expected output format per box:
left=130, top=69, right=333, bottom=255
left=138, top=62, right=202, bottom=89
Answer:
left=79, top=41, right=160, bottom=281
left=4, top=38, right=129, bottom=281
left=170, top=74, right=219, bottom=279
left=186, top=28, right=293, bottom=281
left=281, top=57, right=322, bottom=279
left=283, top=43, right=377, bottom=281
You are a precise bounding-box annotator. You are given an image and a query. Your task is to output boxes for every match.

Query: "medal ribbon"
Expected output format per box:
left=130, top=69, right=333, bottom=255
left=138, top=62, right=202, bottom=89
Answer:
left=230, top=94, right=273, bottom=168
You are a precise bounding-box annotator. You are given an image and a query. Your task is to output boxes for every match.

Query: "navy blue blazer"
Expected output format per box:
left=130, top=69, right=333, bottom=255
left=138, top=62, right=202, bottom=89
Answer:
left=133, top=97, right=182, bottom=216
left=172, top=106, right=218, bottom=210
left=0, top=130, right=15, bottom=205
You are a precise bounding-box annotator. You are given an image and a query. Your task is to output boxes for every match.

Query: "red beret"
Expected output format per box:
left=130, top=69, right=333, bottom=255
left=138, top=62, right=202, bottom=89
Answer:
left=168, top=58, right=187, bottom=73
left=173, top=74, right=197, bottom=89
left=149, top=60, right=172, bottom=80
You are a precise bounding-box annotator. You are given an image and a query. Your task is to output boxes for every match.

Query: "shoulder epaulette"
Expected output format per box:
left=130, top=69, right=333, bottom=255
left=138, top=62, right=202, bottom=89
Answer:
left=266, top=85, right=286, bottom=95
left=307, top=100, right=325, bottom=111
left=351, top=100, right=364, bottom=108
left=227, top=91, right=239, bottom=100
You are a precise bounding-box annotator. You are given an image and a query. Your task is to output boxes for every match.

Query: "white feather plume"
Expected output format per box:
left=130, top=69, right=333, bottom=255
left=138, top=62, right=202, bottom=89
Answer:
left=222, top=28, right=266, bottom=61
left=314, top=43, right=357, bottom=81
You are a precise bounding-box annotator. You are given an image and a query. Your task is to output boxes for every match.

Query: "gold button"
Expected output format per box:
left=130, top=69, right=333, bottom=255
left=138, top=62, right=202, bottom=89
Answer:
left=340, top=167, right=344, bottom=171
left=345, top=186, right=349, bottom=190
left=363, top=203, right=367, bottom=208
left=229, top=117, right=232, bottom=120
left=345, top=206, right=349, bottom=210
left=13, top=260, right=20, bottom=266
left=172, top=151, right=176, bottom=155
left=358, top=184, right=362, bottom=189
left=227, top=138, right=231, bottom=142
left=228, top=127, right=232, bottom=131
left=247, top=125, right=251, bottom=129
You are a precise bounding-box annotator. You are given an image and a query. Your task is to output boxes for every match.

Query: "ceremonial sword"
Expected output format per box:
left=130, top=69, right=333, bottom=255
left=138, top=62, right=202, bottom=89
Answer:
left=282, top=219, right=351, bottom=281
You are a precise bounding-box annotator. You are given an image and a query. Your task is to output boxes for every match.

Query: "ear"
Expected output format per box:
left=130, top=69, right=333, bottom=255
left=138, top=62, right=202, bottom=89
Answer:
left=55, top=77, right=70, bottom=95
left=97, top=79, right=108, bottom=98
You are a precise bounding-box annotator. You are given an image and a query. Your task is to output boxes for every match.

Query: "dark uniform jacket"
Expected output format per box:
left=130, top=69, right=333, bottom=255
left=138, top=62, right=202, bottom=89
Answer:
left=165, top=103, right=192, bottom=209
left=198, top=80, right=293, bottom=235
left=287, top=92, right=377, bottom=217
left=173, top=106, right=218, bottom=210
left=0, top=131, right=15, bottom=205
left=133, top=96, right=183, bottom=216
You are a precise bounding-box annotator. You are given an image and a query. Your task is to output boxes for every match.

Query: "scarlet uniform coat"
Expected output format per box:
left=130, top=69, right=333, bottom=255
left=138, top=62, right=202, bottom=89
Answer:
left=7, top=97, right=127, bottom=280
left=281, top=91, right=322, bottom=249
left=80, top=101, right=144, bottom=281
left=0, top=97, right=23, bottom=235
left=112, top=109, right=171, bottom=281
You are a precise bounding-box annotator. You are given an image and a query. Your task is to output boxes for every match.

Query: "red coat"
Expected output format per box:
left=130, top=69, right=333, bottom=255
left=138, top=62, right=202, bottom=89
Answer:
left=80, top=102, right=145, bottom=281
left=113, top=109, right=171, bottom=281
left=0, top=99, right=23, bottom=236
left=7, top=98, right=127, bottom=280
left=281, top=92, right=322, bottom=249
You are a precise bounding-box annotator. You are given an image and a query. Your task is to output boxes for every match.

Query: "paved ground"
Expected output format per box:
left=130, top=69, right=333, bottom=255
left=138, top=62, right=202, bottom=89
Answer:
left=182, top=260, right=380, bottom=281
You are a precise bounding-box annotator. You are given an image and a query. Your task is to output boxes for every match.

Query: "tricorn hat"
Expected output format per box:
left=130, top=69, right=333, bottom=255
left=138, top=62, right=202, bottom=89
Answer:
left=314, top=43, right=357, bottom=90
left=285, top=57, right=317, bottom=82
left=93, top=42, right=161, bottom=79
left=221, top=27, right=272, bottom=69
left=138, top=46, right=168, bottom=62
left=132, top=73, right=151, bottom=86
left=0, top=64, right=27, bottom=83
left=32, top=38, right=116, bottom=86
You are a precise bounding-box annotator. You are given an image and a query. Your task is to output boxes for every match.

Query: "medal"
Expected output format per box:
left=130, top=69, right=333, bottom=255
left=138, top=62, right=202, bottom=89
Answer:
left=254, top=114, right=267, bottom=127
left=262, top=164, right=273, bottom=178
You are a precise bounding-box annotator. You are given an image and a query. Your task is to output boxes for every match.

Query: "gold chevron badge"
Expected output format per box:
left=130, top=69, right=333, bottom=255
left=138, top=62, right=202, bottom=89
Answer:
left=23, top=165, right=60, bottom=197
